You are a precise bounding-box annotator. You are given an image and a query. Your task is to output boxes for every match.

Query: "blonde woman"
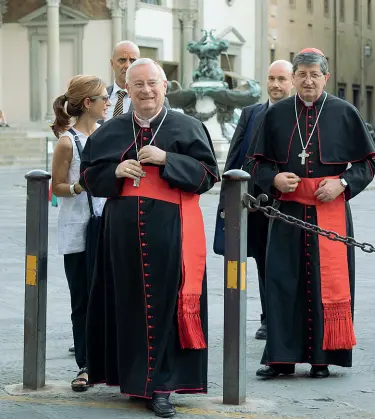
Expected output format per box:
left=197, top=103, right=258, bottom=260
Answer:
left=51, top=75, right=109, bottom=391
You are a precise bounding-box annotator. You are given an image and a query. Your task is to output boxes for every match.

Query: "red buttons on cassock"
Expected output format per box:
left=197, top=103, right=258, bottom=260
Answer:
left=148, top=315, right=152, bottom=319
left=141, top=233, right=146, bottom=236
left=149, top=346, right=154, bottom=350
left=146, top=284, right=151, bottom=288
left=309, top=300, right=312, bottom=303
left=309, top=170, right=313, bottom=173
left=147, top=294, right=151, bottom=298
left=140, top=222, right=145, bottom=226
left=142, top=243, right=147, bottom=247
left=143, top=253, right=148, bottom=256
left=143, top=137, right=148, bottom=141
left=147, top=378, right=152, bottom=382
left=147, top=305, right=152, bottom=308
left=140, top=200, right=145, bottom=204
left=149, top=357, right=154, bottom=360
left=309, top=115, right=312, bottom=118
left=140, top=211, right=145, bottom=215
left=145, top=273, right=150, bottom=277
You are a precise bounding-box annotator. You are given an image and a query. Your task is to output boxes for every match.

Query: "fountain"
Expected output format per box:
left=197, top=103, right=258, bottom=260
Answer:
left=166, top=30, right=261, bottom=168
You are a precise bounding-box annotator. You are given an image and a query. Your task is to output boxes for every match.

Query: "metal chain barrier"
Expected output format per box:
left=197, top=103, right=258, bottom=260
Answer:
left=242, top=193, right=375, bottom=254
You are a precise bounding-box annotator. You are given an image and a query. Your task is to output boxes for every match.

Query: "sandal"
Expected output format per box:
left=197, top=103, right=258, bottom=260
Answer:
left=71, top=367, right=89, bottom=392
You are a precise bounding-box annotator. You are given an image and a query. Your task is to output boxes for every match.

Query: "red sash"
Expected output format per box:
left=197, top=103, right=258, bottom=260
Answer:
left=121, top=166, right=207, bottom=350
left=280, top=176, right=356, bottom=350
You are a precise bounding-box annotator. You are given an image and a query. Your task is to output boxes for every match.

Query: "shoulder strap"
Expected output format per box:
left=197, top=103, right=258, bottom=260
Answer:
left=68, top=128, right=94, bottom=217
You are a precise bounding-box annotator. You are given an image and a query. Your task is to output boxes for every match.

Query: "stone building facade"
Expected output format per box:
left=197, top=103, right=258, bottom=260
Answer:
left=269, top=0, right=375, bottom=123
left=0, top=0, right=265, bottom=124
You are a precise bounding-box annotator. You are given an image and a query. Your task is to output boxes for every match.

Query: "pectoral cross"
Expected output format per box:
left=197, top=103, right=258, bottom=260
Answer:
left=133, top=171, right=147, bottom=187
left=298, top=149, right=310, bottom=165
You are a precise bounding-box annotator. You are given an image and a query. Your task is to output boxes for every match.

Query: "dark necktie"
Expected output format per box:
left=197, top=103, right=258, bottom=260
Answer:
left=113, top=90, right=126, bottom=117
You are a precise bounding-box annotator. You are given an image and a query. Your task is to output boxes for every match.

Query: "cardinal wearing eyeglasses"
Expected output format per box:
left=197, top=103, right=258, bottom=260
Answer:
left=244, top=48, right=375, bottom=379
left=79, top=58, right=219, bottom=417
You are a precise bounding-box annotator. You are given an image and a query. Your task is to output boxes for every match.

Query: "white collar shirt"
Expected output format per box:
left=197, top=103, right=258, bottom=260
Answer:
left=105, top=82, right=132, bottom=121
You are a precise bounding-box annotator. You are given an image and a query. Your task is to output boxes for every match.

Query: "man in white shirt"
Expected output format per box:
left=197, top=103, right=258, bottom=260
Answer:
left=105, top=41, right=141, bottom=121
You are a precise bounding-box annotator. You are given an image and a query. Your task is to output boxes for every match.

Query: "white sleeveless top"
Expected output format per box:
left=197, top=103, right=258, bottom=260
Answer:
left=57, top=127, right=106, bottom=255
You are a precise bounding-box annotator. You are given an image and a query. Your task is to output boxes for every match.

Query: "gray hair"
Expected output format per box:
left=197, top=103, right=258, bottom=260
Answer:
left=125, top=58, right=167, bottom=83
left=292, top=52, right=329, bottom=75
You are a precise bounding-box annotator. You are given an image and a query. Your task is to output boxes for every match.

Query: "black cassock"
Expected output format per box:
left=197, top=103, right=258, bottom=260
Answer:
left=245, top=93, right=375, bottom=367
left=80, top=108, right=219, bottom=397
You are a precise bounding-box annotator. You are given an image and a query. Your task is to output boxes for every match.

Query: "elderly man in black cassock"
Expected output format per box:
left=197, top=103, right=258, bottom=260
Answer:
left=80, top=58, right=219, bottom=417
left=245, top=48, right=375, bottom=379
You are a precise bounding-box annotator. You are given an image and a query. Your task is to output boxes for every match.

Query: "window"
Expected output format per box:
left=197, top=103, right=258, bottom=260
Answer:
left=367, top=87, right=373, bottom=123
left=368, top=0, right=372, bottom=26
left=352, top=84, right=360, bottom=109
left=270, top=48, right=276, bottom=63
left=141, top=0, right=162, bottom=4
left=338, top=83, right=346, bottom=100
left=307, top=0, right=313, bottom=12
left=354, top=0, right=359, bottom=22
left=290, top=52, right=295, bottom=62
left=339, top=0, right=345, bottom=22
left=324, top=0, right=329, bottom=16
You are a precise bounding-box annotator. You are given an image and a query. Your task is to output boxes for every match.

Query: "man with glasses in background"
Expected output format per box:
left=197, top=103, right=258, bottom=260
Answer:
left=245, top=48, right=375, bottom=379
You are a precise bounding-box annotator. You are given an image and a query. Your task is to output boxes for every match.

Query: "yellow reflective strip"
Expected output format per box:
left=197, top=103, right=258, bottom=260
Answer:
left=26, top=255, right=37, bottom=286
left=227, top=260, right=237, bottom=289
left=241, top=261, right=246, bottom=290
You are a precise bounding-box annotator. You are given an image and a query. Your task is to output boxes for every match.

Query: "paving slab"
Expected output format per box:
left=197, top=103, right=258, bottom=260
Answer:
left=0, top=168, right=375, bottom=418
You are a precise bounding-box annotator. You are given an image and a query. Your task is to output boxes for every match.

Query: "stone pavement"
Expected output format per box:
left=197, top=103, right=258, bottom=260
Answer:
left=0, top=167, right=375, bottom=419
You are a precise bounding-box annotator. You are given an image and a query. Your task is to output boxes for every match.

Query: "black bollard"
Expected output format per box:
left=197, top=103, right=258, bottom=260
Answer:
left=222, top=169, right=250, bottom=405
left=23, top=170, right=51, bottom=390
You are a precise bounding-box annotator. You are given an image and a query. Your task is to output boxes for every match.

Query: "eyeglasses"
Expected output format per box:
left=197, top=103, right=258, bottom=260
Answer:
left=90, top=95, right=110, bottom=101
left=130, top=80, right=161, bottom=90
left=294, top=72, right=325, bottom=81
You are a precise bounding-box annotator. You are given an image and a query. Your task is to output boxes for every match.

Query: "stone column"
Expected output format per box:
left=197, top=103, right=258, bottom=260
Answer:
left=179, top=10, right=197, bottom=88
left=122, top=0, right=139, bottom=43
left=254, top=0, right=269, bottom=103
left=107, top=0, right=127, bottom=49
left=0, top=1, right=8, bottom=111
left=45, top=0, right=60, bottom=121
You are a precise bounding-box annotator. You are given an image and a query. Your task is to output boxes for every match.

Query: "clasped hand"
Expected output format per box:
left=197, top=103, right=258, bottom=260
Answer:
left=314, top=178, right=345, bottom=202
left=273, top=173, right=345, bottom=202
left=138, top=145, right=166, bottom=165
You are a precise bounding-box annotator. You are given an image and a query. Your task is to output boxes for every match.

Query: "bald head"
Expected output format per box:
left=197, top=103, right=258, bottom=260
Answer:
left=267, top=60, right=294, bottom=103
left=111, top=40, right=141, bottom=89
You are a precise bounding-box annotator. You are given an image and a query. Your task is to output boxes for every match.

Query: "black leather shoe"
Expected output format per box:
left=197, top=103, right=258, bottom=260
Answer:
left=256, top=365, right=295, bottom=378
left=147, top=393, right=176, bottom=418
left=68, top=344, right=75, bottom=353
left=310, top=366, right=330, bottom=378
left=255, top=323, right=267, bottom=340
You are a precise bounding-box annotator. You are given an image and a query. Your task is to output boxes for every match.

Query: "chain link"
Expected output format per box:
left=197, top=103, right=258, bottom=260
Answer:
left=242, top=193, right=375, bottom=254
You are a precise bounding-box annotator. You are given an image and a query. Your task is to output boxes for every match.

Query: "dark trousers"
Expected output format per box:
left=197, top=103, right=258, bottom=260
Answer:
left=254, top=246, right=266, bottom=323
left=64, top=251, right=89, bottom=369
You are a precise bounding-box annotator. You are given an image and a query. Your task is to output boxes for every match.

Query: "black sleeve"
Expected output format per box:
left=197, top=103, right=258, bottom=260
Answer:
left=218, top=108, right=251, bottom=210
left=244, top=157, right=280, bottom=198
left=243, top=110, right=280, bottom=197
left=341, top=158, right=375, bottom=200
left=160, top=122, right=220, bottom=194
left=79, top=134, right=123, bottom=198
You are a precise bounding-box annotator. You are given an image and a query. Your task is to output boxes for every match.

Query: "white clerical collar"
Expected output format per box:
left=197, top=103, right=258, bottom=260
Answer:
left=134, top=107, right=164, bottom=128
left=113, top=81, right=128, bottom=96
left=297, top=92, right=324, bottom=107
left=268, top=99, right=274, bottom=107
